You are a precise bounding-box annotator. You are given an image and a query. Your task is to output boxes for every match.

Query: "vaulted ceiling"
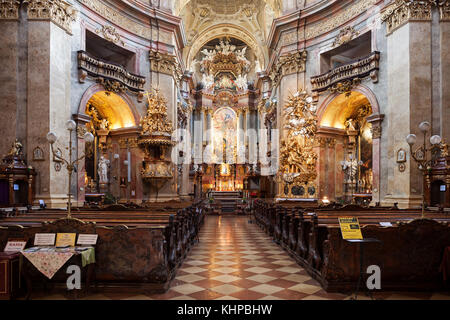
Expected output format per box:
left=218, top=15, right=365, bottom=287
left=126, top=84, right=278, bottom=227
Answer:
left=180, top=0, right=278, bottom=71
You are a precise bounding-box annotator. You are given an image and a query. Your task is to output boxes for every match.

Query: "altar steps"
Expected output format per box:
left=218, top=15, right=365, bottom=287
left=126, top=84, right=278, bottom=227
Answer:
left=210, top=191, right=242, bottom=215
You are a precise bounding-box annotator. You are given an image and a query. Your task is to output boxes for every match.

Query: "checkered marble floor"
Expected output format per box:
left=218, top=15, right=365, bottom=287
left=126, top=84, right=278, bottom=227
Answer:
left=31, top=216, right=450, bottom=300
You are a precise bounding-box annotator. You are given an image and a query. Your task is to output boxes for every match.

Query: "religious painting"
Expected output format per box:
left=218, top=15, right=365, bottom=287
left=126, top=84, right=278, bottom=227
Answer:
left=397, top=149, right=406, bottom=163
left=212, top=107, right=237, bottom=164
left=32, top=146, right=44, bottom=161
left=214, top=73, right=237, bottom=91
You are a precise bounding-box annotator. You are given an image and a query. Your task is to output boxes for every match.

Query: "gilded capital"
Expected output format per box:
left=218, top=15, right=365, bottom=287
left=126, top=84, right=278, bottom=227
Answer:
left=149, top=49, right=183, bottom=86
left=381, top=0, right=434, bottom=35
left=439, top=0, right=450, bottom=21
left=24, top=0, right=77, bottom=34
left=270, top=50, right=307, bottom=88
left=0, top=0, right=20, bottom=19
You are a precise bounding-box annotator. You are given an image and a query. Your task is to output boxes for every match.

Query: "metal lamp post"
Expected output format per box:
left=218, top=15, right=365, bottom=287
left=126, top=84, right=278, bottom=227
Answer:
left=47, top=120, right=94, bottom=218
left=406, top=121, right=443, bottom=219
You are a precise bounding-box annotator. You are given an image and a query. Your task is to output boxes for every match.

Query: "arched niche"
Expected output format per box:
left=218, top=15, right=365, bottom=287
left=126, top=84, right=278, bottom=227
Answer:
left=316, top=86, right=383, bottom=205
left=77, top=84, right=140, bottom=127
left=186, top=24, right=267, bottom=73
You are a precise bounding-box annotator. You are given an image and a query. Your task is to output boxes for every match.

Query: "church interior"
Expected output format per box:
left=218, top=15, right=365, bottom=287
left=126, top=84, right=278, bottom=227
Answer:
left=0, top=0, right=450, bottom=301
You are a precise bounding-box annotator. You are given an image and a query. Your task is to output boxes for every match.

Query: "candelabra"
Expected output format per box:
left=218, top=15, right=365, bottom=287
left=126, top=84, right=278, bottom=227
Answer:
left=406, top=121, right=443, bottom=218
left=340, top=154, right=362, bottom=203
left=47, top=120, right=94, bottom=218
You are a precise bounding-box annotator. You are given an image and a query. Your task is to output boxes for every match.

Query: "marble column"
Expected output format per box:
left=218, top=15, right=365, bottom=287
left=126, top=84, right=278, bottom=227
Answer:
left=367, top=114, right=384, bottom=205
left=244, top=106, right=250, bottom=162
left=440, top=16, right=450, bottom=143
left=0, top=2, right=21, bottom=156
left=383, top=19, right=433, bottom=208
left=73, top=113, right=91, bottom=207
left=26, top=7, right=75, bottom=208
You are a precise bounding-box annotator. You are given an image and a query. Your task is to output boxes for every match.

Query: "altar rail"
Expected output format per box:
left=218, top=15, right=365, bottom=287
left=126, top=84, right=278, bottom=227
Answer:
left=310, top=51, right=380, bottom=92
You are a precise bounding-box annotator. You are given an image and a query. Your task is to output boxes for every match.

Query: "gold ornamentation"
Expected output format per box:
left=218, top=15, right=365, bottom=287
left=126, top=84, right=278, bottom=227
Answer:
left=7, top=139, right=23, bottom=156
left=330, top=79, right=361, bottom=96
left=279, top=91, right=318, bottom=185
left=332, top=26, right=359, bottom=47
left=439, top=0, right=450, bottom=20
left=149, top=49, right=183, bottom=87
left=140, top=88, right=174, bottom=136
left=76, top=125, right=87, bottom=138
left=0, top=0, right=20, bottom=19
left=24, top=0, right=77, bottom=34
left=370, top=124, right=382, bottom=139
left=118, top=137, right=138, bottom=149
left=270, top=50, right=307, bottom=88
left=95, top=25, right=124, bottom=46
left=381, top=0, right=433, bottom=35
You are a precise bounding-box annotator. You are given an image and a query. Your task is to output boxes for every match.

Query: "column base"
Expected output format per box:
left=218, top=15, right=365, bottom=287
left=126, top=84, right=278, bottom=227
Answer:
left=380, top=195, right=423, bottom=209
left=33, top=194, right=69, bottom=209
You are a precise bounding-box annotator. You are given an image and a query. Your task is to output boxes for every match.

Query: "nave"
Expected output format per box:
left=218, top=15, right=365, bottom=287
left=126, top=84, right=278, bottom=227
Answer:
left=30, top=216, right=450, bottom=300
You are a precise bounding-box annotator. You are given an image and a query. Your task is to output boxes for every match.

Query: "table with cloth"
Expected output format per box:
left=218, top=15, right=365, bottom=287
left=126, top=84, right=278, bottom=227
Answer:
left=21, top=246, right=95, bottom=299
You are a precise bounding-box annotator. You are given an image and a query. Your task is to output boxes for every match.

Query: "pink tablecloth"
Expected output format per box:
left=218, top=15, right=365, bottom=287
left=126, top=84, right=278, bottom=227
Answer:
left=22, top=250, right=74, bottom=279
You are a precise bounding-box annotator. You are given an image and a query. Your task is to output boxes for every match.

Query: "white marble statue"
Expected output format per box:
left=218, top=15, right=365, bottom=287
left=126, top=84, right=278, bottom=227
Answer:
left=235, top=74, right=248, bottom=90
left=98, top=156, right=110, bottom=184
left=201, top=73, right=214, bottom=89
left=201, top=48, right=216, bottom=61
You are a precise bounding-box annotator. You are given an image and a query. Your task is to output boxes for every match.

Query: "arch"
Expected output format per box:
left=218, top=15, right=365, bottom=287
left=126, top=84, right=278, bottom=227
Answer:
left=174, top=0, right=282, bottom=17
left=186, top=24, right=267, bottom=72
left=77, top=84, right=140, bottom=129
left=317, top=84, right=380, bottom=129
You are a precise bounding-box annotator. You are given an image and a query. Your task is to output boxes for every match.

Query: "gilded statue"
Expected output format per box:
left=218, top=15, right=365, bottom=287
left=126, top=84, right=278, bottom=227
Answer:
left=140, top=88, right=173, bottom=135
left=8, top=139, right=23, bottom=156
left=279, top=91, right=318, bottom=184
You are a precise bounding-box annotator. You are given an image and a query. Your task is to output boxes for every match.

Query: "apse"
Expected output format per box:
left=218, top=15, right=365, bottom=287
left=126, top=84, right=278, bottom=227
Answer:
left=86, top=91, right=136, bottom=130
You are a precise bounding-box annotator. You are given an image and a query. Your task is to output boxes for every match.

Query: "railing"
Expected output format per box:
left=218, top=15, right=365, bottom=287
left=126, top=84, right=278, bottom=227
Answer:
left=77, top=50, right=146, bottom=92
left=310, top=51, right=380, bottom=92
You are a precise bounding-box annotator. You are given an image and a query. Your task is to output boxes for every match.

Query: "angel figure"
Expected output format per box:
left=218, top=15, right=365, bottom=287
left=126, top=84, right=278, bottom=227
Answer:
left=8, top=139, right=23, bottom=156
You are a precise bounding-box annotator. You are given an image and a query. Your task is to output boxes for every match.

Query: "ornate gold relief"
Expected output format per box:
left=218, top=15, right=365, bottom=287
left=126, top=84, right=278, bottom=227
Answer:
left=0, top=0, right=20, bottom=19
left=140, top=88, right=174, bottom=136
left=330, top=79, right=361, bottom=97
left=370, top=124, right=382, bottom=139
left=96, top=25, right=124, bottom=46
left=76, top=125, right=87, bottom=139
left=149, top=49, right=183, bottom=87
left=118, top=137, right=138, bottom=149
left=24, top=0, right=77, bottom=34
left=332, top=26, right=359, bottom=47
left=381, top=0, right=433, bottom=35
left=279, top=91, right=318, bottom=186
left=439, top=0, right=450, bottom=20
left=270, top=50, right=307, bottom=88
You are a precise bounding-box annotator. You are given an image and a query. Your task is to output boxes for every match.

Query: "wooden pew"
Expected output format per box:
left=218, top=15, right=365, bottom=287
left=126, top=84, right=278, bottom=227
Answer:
left=253, top=200, right=450, bottom=292
left=0, top=202, right=208, bottom=294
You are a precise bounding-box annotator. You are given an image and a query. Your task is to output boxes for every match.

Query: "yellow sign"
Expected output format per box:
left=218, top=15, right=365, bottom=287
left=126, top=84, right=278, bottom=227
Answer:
left=55, top=233, right=76, bottom=247
left=338, top=217, right=363, bottom=240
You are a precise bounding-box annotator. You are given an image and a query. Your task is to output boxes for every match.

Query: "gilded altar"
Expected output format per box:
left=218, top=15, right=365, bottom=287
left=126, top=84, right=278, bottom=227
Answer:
left=278, top=91, right=318, bottom=199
